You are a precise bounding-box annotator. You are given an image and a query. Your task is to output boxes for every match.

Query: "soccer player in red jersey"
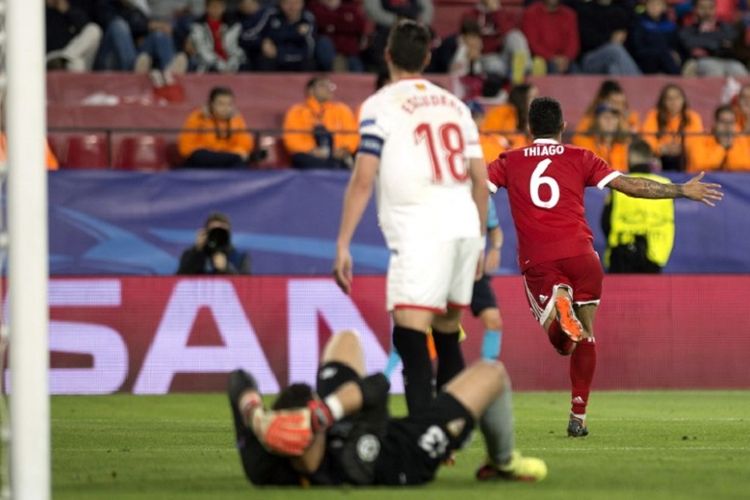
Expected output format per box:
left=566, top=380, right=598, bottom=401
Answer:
left=487, top=97, right=723, bottom=436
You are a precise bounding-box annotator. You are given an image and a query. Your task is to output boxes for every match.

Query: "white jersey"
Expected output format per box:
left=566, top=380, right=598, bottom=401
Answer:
left=358, top=78, right=483, bottom=244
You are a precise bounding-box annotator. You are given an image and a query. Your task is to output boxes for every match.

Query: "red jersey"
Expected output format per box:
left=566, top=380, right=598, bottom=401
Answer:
left=487, top=138, right=621, bottom=271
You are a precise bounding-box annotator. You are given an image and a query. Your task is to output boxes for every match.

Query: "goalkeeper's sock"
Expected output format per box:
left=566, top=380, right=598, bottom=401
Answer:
left=432, top=328, right=465, bottom=390
left=481, top=329, right=502, bottom=360
left=480, top=375, right=515, bottom=466
left=393, top=325, right=434, bottom=414
left=570, top=337, right=596, bottom=415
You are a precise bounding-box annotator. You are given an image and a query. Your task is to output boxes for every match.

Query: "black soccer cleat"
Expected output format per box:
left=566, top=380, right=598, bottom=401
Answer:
left=228, top=369, right=258, bottom=407
left=227, top=369, right=259, bottom=434
left=567, top=414, right=589, bottom=437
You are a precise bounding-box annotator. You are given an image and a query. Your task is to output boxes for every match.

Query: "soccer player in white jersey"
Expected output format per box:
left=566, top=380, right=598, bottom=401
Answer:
left=334, top=20, right=489, bottom=416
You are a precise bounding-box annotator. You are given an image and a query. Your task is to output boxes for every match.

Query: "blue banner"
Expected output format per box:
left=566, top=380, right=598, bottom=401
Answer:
left=48, top=170, right=750, bottom=275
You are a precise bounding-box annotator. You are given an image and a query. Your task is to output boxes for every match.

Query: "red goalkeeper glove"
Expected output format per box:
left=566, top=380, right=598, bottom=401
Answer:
left=252, top=408, right=314, bottom=456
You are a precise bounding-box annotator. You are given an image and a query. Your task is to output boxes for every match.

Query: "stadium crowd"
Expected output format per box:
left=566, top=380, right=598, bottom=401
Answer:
left=41, top=0, right=750, bottom=172
left=46, top=0, right=750, bottom=78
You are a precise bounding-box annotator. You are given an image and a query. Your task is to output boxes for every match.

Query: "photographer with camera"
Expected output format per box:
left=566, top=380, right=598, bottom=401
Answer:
left=177, top=212, right=250, bottom=275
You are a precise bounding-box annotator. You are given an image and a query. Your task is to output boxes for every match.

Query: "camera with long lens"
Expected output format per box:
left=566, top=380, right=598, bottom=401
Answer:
left=205, top=227, right=231, bottom=255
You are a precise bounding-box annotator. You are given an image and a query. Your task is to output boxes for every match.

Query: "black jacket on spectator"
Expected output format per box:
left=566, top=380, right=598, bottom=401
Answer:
left=260, top=8, right=317, bottom=71
left=429, top=35, right=458, bottom=73
left=679, top=20, right=739, bottom=59
left=46, top=6, right=90, bottom=52
left=69, top=0, right=102, bottom=21
left=177, top=246, right=250, bottom=275
left=238, top=7, right=273, bottom=69
left=572, top=0, right=632, bottom=55
left=377, top=0, right=422, bottom=24
left=92, top=0, right=149, bottom=38
left=629, top=12, right=682, bottom=74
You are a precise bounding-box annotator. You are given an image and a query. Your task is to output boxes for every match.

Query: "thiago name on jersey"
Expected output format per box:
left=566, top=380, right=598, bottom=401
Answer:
left=523, top=144, right=565, bottom=157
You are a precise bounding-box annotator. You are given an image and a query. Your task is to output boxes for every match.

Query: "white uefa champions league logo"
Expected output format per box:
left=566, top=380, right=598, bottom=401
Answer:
left=356, top=434, right=380, bottom=462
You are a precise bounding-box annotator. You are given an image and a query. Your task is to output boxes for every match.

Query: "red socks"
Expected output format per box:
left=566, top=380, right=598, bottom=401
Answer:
left=570, top=338, right=596, bottom=415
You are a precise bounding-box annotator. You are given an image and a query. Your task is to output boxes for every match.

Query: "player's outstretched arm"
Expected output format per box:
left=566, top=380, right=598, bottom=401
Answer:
left=334, top=153, right=379, bottom=293
left=609, top=172, right=724, bottom=206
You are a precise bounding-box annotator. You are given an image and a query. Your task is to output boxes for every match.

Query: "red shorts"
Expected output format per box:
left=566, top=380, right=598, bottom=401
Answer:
left=522, top=252, right=603, bottom=325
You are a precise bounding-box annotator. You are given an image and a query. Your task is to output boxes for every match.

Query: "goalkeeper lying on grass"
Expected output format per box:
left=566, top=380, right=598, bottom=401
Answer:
left=228, top=330, right=547, bottom=486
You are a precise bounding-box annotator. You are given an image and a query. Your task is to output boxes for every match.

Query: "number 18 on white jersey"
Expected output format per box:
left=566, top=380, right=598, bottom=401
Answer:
left=358, top=78, right=484, bottom=244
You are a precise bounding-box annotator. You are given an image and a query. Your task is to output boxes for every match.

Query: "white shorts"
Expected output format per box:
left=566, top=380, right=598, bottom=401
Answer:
left=386, top=236, right=484, bottom=313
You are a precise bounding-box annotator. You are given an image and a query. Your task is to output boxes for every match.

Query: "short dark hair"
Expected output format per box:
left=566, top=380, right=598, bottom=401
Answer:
left=273, top=383, right=314, bottom=410
left=628, top=139, right=654, bottom=173
left=460, top=19, right=481, bottom=36
left=209, top=86, right=233, bottom=103
left=204, top=212, right=231, bottom=228
left=528, top=97, right=564, bottom=138
left=306, top=75, right=328, bottom=92
left=386, top=20, right=431, bottom=73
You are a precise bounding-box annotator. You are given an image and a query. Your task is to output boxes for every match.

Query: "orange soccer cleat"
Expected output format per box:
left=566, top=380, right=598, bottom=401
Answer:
left=555, top=294, right=584, bottom=343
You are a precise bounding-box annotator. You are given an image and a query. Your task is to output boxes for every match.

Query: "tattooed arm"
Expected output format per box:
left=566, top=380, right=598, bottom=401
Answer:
left=609, top=176, right=684, bottom=198
left=609, top=172, right=724, bottom=206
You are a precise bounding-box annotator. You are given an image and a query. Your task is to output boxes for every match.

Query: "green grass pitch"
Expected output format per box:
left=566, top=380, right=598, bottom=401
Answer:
left=50, top=391, right=750, bottom=500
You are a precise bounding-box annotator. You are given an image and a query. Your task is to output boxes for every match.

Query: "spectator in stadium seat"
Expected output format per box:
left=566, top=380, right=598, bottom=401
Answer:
left=572, top=104, right=630, bottom=172
left=178, top=86, right=255, bottom=167
left=601, top=139, right=675, bottom=273
left=575, top=80, right=639, bottom=135
left=93, top=0, right=185, bottom=73
left=250, top=0, right=334, bottom=71
left=177, top=212, right=250, bottom=274
left=482, top=83, right=537, bottom=149
left=363, top=0, right=433, bottom=70
left=629, top=0, right=682, bottom=74
left=236, top=0, right=273, bottom=70
left=461, top=0, right=531, bottom=83
left=46, top=0, right=103, bottom=72
left=521, top=0, right=580, bottom=74
left=640, top=83, right=704, bottom=171
left=441, top=20, right=500, bottom=99
left=186, top=0, right=245, bottom=72
left=283, top=76, right=358, bottom=169
left=685, top=104, right=750, bottom=171
left=309, top=0, right=367, bottom=72
left=571, top=0, right=641, bottom=75
left=679, top=0, right=748, bottom=76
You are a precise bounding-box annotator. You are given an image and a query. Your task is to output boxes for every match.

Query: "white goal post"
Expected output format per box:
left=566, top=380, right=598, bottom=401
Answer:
left=4, top=0, right=50, bottom=498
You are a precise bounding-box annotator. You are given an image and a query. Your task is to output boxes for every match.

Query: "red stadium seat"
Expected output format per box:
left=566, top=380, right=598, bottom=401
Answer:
left=254, top=135, right=290, bottom=169
left=62, top=134, right=110, bottom=169
left=165, top=141, right=183, bottom=167
left=114, top=135, right=169, bottom=171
